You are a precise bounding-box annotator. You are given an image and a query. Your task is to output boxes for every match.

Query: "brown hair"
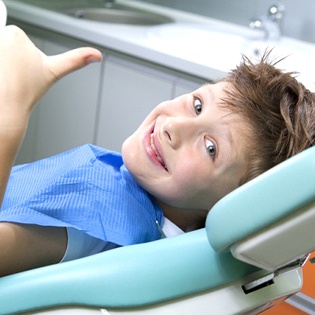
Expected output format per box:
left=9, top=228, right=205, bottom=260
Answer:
left=222, top=51, right=315, bottom=185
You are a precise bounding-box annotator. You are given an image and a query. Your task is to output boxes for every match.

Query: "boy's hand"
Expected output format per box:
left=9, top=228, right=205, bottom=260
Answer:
left=0, top=25, right=102, bottom=204
left=0, top=25, right=102, bottom=128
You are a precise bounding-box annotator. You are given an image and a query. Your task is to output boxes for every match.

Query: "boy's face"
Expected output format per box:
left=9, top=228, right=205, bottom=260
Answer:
left=122, top=82, right=251, bottom=212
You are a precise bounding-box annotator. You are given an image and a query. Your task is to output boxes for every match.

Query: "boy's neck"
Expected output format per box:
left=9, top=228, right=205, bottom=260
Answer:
left=156, top=199, right=208, bottom=232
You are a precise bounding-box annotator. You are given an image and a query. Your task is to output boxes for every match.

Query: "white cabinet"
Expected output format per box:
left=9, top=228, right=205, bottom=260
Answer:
left=95, top=55, right=175, bottom=152
left=15, top=35, right=44, bottom=165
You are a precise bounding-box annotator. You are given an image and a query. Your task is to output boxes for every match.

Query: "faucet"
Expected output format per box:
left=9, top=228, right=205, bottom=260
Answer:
left=249, top=3, right=285, bottom=41
left=100, top=0, right=115, bottom=8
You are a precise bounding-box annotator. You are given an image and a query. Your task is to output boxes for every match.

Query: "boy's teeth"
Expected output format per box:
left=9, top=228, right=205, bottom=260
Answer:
left=150, top=133, right=167, bottom=170
left=150, top=133, right=159, bottom=160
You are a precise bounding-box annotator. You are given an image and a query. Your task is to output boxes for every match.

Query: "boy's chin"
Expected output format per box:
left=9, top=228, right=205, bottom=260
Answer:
left=121, top=138, right=129, bottom=162
left=121, top=135, right=136, bottom=166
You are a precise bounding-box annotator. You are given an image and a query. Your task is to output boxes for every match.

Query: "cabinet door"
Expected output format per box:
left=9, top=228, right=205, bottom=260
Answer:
left=96, top=56, right=174, bottom=152
left=15, top=35, right=43, bottom=165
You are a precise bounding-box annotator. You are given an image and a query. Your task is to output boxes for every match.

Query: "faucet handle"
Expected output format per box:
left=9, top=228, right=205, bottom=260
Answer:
left=268, top=3, right=285, bottom=22
left=249, top=3, right=285, bottom=41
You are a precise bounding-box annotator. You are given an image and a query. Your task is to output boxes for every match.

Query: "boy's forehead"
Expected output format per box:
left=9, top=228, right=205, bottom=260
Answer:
left=199, top=81, right=232, bottom=99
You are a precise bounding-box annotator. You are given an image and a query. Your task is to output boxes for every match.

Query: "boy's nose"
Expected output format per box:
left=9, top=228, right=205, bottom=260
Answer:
left=162, top=116, right=196, bottom=149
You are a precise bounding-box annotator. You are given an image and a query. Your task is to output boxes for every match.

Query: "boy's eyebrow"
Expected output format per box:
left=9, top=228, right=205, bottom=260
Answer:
left=207, top=84, right=235, bottom=144
left=204, top=82, right=243, bottom=166
left=219, top=113, right=235, bottom=143
left=203, top=83, right=235, bottom=147
left=219, top=119, right=234, bottom=149
left=216, top=115, right=238, bottom=167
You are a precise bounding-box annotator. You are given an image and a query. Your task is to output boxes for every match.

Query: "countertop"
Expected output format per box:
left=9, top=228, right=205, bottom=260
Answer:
left=3, top=0, right=315, bottom=87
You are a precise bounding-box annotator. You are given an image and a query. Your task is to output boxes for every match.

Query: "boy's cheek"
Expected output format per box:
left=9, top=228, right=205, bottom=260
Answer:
left=173, top=158, right=206, bottom=185
left=169, top=168, right=220, bottom=208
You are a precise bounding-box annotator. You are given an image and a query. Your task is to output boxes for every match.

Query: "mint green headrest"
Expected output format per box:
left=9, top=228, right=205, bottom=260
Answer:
left=206, top=146, right=315, bottom=252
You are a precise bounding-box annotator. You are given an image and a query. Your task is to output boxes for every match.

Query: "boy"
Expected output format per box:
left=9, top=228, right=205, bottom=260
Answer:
left=0, top=26, right=314, bottom=276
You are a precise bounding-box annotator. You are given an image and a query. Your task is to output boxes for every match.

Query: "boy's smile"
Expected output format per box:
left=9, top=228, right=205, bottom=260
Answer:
left=144, top=122, right=168, bottom=172
left=122, top=82, right=252, bottom=219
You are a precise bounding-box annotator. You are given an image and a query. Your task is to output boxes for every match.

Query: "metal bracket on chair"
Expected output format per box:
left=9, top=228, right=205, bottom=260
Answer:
left=242, top=254, right=309, bottom=295
left=242, top=272, right=275, bottom=294
left=275, top=254, right=310, bottom=276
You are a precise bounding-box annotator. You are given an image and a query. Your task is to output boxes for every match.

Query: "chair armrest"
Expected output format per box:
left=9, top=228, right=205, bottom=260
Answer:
left=0, top=229, right=257, bottom=315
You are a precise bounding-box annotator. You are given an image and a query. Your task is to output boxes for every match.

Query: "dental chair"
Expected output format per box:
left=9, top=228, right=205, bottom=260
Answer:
left=0, top=146, right=315, bottom=315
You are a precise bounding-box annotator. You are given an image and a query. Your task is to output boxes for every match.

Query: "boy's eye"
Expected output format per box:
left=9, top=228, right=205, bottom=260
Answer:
left=194, top=98, right=202, bottom=115
left=205, top=139, right=216, bottom=158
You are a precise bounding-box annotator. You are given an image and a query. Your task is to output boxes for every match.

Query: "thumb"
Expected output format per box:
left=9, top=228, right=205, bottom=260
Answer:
left=45, top=47, right=103, bottom=82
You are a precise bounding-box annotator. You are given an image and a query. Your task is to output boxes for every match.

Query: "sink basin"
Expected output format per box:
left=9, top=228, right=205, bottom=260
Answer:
left=147, top=23, right=315, bottom=90
left=147, top=24, right=248, bottom=71
left=64, top=7, right=173, bottom=25
left=17, top=0, right=173, bottom=26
